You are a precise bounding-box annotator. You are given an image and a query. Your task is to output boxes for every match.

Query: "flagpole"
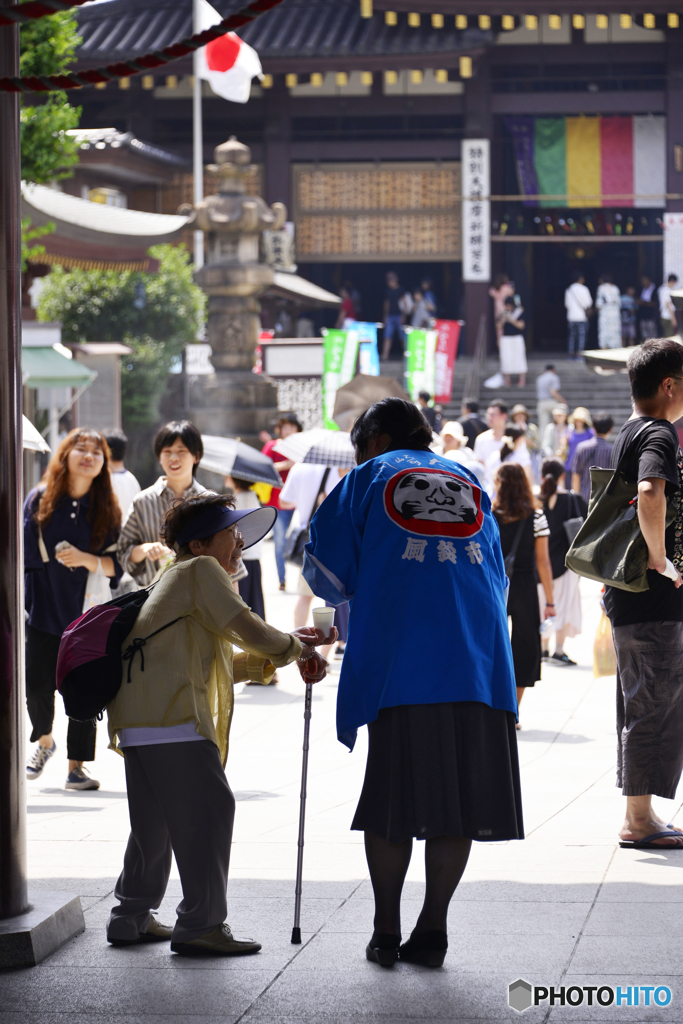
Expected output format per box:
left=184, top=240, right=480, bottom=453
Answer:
left=192, top=0, right=204, bottom=269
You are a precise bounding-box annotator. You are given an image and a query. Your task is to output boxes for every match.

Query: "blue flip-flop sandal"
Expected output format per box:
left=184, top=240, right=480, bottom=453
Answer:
left=619, top=826, right=683, bottom=849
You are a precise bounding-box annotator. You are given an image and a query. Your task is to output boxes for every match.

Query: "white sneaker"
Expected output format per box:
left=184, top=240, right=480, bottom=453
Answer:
left=65, top=766, right=100, bottom=791
left=26, top=740, right=56, bottom=780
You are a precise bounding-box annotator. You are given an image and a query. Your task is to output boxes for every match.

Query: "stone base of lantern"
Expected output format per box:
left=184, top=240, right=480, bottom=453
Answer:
left=187, top=371, right=279, bottom=447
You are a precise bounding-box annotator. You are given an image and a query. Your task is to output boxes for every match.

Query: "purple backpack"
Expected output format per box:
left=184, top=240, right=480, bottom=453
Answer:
left=56, top=587, right=184, bottom=722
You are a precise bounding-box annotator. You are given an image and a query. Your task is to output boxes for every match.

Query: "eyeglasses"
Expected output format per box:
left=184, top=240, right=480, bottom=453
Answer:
left=228, top=527, right=243, bottom=541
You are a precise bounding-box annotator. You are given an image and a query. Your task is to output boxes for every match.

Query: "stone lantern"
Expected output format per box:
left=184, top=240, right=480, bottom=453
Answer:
left=180, top=136, right=286, bottom=442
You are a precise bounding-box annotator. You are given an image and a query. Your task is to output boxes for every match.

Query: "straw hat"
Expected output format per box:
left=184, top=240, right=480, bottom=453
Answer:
left=511, top=403, right=529, bottom=419
left=569, top=406, right=593, bottom=428
left=552, top=403, right=569, bottom=417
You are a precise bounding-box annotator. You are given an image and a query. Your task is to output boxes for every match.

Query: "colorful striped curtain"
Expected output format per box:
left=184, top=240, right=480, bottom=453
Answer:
left=505, top=115, right=666, bottom=208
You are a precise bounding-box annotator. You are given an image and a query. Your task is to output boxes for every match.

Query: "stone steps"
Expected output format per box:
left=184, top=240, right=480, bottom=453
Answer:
left=380, top=356, right=633, bottom=429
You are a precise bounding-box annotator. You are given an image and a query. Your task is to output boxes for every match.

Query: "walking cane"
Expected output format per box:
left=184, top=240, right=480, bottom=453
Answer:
left=291, top=667, right=316, bottom=944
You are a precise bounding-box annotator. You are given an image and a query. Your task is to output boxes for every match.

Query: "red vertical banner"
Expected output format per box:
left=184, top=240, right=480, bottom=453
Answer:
left=600, top=116, right=633, bottom=208
left=433, top=320, right=462, bottom=403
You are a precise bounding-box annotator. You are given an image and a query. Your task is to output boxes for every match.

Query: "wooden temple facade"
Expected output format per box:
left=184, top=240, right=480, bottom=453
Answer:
left=68, top=0, right=683, bottom=351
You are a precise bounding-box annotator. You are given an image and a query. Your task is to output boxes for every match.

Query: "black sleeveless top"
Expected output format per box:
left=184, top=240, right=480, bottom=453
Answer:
left=494, top=510, right=550, bottom=575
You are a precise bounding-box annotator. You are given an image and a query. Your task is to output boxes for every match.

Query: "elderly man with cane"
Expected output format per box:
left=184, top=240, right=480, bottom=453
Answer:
left=105, top=492, right=335, bottom=955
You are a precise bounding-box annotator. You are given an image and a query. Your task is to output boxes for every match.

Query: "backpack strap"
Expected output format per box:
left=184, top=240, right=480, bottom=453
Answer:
left=309, top=467, right=331, bottom=524
left=122, top=615, right=187, bottom=683
left=37, top=526, right=49, bottom=564
left=505, top=517, right=527, bottom=576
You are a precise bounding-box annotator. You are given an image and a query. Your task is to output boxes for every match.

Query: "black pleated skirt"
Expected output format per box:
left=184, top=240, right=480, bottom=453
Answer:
left=351, top=701, right=524, bottom=844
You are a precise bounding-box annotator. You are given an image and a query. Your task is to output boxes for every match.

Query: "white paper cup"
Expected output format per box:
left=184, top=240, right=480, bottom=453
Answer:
left=312, top=606, right=335, bottom=636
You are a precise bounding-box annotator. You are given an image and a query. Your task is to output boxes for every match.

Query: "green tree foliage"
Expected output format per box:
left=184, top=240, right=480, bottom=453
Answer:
left=20, top=7, right=82, bottom=184
left=36, top=244, right=206, bottom=433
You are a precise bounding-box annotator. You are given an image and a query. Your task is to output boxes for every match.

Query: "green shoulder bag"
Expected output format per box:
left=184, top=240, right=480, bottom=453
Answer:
left=565, top=422, right=677, bottom=592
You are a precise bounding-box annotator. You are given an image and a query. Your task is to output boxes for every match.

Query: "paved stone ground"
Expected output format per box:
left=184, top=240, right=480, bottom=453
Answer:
left=2, top=542, right=683, bottom=1022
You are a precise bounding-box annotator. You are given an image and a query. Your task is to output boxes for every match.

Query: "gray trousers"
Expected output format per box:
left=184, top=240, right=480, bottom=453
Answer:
left=107, top=740, right=235, bottom=943
left=613, top=621, right=683, bottom=800
left=537, top=399, right=557, bottom=440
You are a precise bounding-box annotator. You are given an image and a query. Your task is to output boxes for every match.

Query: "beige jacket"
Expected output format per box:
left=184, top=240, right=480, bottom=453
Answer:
left=107, top=555, right=304, bottom=765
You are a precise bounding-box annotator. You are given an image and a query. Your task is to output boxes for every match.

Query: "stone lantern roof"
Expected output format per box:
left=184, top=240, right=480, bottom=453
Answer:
left=179, top=138, right=286, bottom=248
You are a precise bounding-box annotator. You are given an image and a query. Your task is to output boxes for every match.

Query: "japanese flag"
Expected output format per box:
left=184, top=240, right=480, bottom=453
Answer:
left=196, top=0, right=262, bottom=104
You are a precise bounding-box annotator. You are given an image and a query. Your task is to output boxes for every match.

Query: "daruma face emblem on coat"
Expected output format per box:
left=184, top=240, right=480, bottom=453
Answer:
left=383, top=467, right=484, bottom=538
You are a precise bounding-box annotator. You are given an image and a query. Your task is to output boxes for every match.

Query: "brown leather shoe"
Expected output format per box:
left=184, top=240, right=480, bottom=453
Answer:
left=171, top=923, right=262, bottom=957
left=108, top=916, right=173, bottom=946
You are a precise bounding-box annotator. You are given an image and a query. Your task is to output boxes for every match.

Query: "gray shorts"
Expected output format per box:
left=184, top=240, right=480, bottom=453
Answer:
left=613, top=621, right=683, bottom=799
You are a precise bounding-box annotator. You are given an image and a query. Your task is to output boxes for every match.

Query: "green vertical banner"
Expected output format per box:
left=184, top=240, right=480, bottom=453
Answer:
left=404, top=328, right=437, bottom=401
left=322, top=328, right=359, bottom=431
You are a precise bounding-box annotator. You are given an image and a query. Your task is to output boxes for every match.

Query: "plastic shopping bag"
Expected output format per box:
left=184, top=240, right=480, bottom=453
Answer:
left=593, top=611, right=616, bottom=678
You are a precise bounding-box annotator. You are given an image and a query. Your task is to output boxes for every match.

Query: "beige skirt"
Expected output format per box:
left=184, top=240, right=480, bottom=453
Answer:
left=500, top=334, right=527, bottom=375
left=538, top=569, right=582, bottom=636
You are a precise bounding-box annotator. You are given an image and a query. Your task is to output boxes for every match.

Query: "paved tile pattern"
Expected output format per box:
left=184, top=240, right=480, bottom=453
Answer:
left=2, top=545, right=682, bottom=1022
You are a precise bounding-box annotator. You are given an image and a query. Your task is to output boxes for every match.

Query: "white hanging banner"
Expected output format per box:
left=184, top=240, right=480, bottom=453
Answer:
left=664, top=214, right=683, bottom=285
left=462, top=138, right=491, bottom=282
left=185, top=344, right=214, bottom=375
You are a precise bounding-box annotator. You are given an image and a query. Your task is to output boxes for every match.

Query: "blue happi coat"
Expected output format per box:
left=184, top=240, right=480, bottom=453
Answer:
left=303, top=449, right=517, bottom=750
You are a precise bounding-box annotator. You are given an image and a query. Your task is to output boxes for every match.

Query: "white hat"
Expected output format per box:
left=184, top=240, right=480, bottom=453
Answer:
left=440, top=421, right=465, bottom=441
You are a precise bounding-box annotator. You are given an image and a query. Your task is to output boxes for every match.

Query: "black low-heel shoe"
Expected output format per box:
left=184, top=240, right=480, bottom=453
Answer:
left=365, top=932, right=401, bottom=967
left=399, top=930, right=448, bottom=968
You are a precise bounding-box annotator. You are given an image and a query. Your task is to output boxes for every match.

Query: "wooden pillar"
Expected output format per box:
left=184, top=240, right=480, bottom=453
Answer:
left=462, top=56, right=492, bottom=355
left=263, top=79, right=292, bottom=210
left=0, top=0, right=27, bottom=924
left=666, top=39, right=683, bottom=214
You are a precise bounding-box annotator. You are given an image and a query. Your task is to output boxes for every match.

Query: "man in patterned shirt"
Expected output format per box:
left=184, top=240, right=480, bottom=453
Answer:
left=570, top=412, right=613, bottom=504
left=117, top=421, right=205, bottom=588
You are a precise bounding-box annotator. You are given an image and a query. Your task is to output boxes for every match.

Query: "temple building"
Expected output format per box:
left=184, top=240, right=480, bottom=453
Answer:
left=67, top=0, right=683, bottom=351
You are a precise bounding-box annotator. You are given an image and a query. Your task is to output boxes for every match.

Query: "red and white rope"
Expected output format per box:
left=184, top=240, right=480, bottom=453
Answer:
left=0, top=0, right=94, bottom=28
left=0, top=0, right=284, bottom=92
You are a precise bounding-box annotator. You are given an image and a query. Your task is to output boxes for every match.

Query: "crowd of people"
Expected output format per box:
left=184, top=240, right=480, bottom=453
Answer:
left=22, top=335, right=683, bottom=969
left=435, top=394, right=608, bottom=686
left=488, top=271, right=681, bottom=374
left=381, top=271, right=438, bottom=360
left=565, top=271, right=680, bottom=356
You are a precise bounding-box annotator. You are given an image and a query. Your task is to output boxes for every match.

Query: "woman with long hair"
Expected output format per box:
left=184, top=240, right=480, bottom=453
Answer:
left=492, top=463, right=554, bottom=717
left=304, top=398, right=522, bottom=969
left=538, top=460, right=588, bottom=666
left=23, top=428, right=123, bottom=790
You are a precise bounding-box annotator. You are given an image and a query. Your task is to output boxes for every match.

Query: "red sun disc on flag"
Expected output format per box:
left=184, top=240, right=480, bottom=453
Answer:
left=206, top=32, right=241, bottom=72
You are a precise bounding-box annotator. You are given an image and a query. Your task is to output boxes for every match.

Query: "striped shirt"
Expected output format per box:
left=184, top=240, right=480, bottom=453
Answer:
left=570, top=436, right=613, bottom=504
left=117, top=475, right=206, bottom=587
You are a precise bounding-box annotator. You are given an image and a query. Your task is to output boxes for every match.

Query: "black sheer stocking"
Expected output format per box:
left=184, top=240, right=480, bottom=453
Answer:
left=414, top=836, right=472, bottom=934
left=364, top=831, right=413, bottom=937
left=364, top=831, right=473, bottom=939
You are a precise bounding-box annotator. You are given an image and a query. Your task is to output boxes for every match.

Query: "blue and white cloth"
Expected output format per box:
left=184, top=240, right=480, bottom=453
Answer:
left=303, top=450, right=517, bottom=750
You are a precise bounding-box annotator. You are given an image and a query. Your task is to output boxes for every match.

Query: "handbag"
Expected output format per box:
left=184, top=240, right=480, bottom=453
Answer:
left=562, top=491, right=585, bottom=546
left=565, top=422, right=677, bottom=592
left=284, top=468, right=331, bottom=567
left=82, top=556, right=112, bottom=612
left=504, top=517, right=527, bottom=577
